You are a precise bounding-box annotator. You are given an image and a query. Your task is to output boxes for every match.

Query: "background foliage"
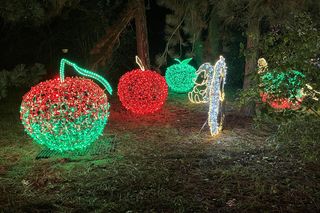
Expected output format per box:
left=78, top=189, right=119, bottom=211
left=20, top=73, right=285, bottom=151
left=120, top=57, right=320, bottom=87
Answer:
left=0, top=63, right=46, bottom=100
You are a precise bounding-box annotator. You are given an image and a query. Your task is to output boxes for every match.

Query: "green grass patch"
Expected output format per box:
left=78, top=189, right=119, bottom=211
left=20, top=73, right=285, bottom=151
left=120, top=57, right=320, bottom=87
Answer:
left=0, top=89, right=319, bottom=212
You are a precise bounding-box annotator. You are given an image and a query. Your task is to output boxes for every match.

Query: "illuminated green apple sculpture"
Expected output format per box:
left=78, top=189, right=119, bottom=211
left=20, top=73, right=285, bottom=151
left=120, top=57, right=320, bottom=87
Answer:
left=165, top=58, right=196, bottom=93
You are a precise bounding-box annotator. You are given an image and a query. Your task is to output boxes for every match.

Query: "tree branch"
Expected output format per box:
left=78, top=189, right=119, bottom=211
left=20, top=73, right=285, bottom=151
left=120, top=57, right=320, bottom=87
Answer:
left=89, top=0, right=137, bottom=69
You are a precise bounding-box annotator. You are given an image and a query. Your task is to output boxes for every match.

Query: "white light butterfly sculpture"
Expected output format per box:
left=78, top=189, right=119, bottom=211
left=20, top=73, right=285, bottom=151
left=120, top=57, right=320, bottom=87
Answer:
left=188, top=56, right=227, bottom=136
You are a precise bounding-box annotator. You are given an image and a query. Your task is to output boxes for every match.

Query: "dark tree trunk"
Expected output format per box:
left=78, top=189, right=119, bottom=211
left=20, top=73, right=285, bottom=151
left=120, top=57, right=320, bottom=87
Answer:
left=89, top=0, right=150, bottom=70
left=208, top=11, right=220, bottom=62
left=134, top=0, right=150, bottom=69
left=89, top=0, right=137, bottom=70
left=241, top=17, right=260, bottom=116
left=243, top=17, right=260, bottom=89
left=194, top=38, right=203, bottom=67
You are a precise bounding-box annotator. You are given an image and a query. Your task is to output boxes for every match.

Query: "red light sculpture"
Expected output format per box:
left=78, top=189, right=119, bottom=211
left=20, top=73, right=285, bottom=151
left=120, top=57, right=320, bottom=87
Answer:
left=117, top=56, right=168, bottom=114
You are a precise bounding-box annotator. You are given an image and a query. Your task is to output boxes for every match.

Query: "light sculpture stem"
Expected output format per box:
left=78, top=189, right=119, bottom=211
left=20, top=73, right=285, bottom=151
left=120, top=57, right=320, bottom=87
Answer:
left=59, top=58, right=113, bottom=95
left=135, top=56, right=145, bottom=71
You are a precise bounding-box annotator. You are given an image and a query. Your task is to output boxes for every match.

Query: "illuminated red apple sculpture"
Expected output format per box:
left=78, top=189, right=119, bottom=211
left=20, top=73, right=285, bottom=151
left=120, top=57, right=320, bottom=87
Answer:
left=20, top=59, right=113, bottom=152
left=118, top=56, right=168, bottom=114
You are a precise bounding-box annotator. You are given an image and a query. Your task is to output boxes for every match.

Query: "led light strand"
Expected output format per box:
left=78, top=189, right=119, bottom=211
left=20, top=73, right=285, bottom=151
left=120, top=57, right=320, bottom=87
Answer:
left=305, top=84, right=320, bottom=101
left=135, top=55, right=145, bottom=71
left=60, top=58, right=113, bottom=95
left=188, top=63, right=214, bottom=103
left=165, top=58, right=196, bottom=93
left=208, top=56, right=227, bottom=136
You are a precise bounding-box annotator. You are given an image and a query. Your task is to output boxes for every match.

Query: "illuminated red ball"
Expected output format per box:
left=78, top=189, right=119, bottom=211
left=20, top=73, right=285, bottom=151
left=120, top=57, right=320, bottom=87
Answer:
left=117, top=69, right=168, bottom=114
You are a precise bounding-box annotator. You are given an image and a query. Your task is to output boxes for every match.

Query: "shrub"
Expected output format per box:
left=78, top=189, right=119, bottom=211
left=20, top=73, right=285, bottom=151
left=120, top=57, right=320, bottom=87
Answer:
left=0, top=63, right=46, bottom=100
left=270, top=115, right=320, bottom=162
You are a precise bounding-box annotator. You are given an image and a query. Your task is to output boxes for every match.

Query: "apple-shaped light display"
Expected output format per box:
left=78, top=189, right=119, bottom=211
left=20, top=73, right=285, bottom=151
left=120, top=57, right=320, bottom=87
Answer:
left=118, top=56, right=168, bottom=114
left=20, top=59, right=113, bottom=152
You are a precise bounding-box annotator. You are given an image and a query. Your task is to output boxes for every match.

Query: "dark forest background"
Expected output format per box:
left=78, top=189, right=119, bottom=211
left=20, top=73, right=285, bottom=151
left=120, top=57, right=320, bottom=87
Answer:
left=0, top=0, right=319, bottom=104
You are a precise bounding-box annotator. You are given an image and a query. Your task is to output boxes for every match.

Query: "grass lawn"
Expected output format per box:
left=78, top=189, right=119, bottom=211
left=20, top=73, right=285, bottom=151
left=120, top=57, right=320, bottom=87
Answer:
left=0, top=89, right=319, bottom=212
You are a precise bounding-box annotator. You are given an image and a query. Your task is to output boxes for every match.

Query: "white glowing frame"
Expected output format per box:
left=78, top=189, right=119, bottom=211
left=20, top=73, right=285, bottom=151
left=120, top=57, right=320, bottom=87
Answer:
left=208, top=56, right=227, bottom=136
left=189, top=56, right=227, bottom=136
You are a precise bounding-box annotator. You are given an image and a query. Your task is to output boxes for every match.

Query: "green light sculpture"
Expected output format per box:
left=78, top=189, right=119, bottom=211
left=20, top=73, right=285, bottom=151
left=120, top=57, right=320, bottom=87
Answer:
left=165, top=58, right=196, bottom=93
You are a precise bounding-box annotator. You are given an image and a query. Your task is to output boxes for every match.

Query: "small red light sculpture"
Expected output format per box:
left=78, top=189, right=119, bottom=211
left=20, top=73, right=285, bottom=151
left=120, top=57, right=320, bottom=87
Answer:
left=117, top=56, right=168, bottom=114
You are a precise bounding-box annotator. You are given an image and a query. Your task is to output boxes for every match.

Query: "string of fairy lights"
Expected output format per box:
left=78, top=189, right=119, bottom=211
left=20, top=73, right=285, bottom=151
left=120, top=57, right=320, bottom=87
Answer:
left=60, top=58, right=113, bottom=95
left=188, top=63, right=213, bottom=104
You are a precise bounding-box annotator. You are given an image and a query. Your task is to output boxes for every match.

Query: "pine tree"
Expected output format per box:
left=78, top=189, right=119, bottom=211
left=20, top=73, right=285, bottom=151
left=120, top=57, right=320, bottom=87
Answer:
left=90, top=0, right=150, bottom=69
left=156, top=0, right=209, bottom=67
left=0, top=0, right=75, bottom=25
left=213, top=0, right=308, bottom=89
